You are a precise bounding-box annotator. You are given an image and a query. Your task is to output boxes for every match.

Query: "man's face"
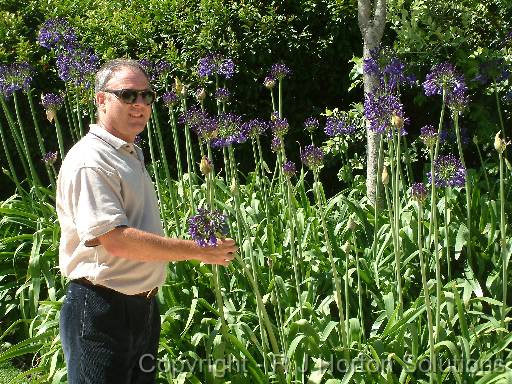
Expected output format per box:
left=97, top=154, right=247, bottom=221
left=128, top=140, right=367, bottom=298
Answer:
left=96, top=67, right=152, bottom=143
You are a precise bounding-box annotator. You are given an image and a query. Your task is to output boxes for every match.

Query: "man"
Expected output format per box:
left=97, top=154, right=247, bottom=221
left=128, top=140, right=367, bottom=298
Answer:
left=56, top=58, right=237, bottom=383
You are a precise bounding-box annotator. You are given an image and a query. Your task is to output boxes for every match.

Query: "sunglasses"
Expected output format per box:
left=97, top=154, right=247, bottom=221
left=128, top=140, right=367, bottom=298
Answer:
left=103, top=88, right=157, bottom=105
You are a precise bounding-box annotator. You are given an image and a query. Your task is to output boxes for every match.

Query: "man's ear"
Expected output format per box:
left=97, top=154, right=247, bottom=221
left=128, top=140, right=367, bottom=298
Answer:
left=96, top=92, right=106, bottom=112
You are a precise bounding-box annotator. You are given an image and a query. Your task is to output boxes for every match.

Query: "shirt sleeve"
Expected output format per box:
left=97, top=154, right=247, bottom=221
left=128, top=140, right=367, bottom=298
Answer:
left=67, top=166, right=129, bottom=244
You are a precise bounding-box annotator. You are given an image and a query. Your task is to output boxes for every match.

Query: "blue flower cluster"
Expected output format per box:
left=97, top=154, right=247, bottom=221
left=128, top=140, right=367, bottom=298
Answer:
left=188, top=208, right=228, bottom=247
left=423, top=62, right=469, bottom=113
left=42, top=151, right=58, bottom=165
left=282, top=160, right=296, bottom=177
left=215, top=87, right=230, bottom=103
left=428, top=154, right=466, bottom=188
left=38, top=18, right=99, bottom=88
left=211, top=112, right=246, bottom=148
left=139, top=58, right=172, bottom=82
left=363, top=48, right=415, bottom=93
left=241, top=119, right=269, bottom=140
left=304, top=117, right=319, bottom=133
left=300, top=144, right=324, bottom=169
left=0, top=62, right=33, bottom=97
left=41, top=93, right=64, bottom=110
left=162, top=91, right=179, bottom=107
left=324, top=115, right=356, bottom=137
left=364, top=92, right=405, bottom=135
left=197, top=53, right=235, bottom=79
left=271, top=112, right=289, bottom=138
left=411, top=182, right=428, bottom=201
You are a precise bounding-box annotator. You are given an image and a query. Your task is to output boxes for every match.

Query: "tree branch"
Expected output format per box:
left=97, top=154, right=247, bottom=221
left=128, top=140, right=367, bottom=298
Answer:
left=358, top=0, right=371, bottom=35
left=372, top=0, right=387, bottom=39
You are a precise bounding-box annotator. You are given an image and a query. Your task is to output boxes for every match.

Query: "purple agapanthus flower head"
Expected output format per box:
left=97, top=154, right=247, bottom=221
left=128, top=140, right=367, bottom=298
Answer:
left=0, top=62, right=33, bottom=97
left=411, top=182, right=428, bottom=202
left=282, top=161, right=296, bottom=177
left=324, top=115, right=356, bottom=137
left=419, top=125, right=437, bottom=148
left=215, top=87, right=230, bottom=103
left=364, top=92, right=405, bottom=135
left=423, top=62, right=468, bottom=113
left=241, top=118, right=268, bottom=139
left=139, top=58, right=172, bottom=82
left=37, top=18, right=78, bottom=51
left=188, top=207, right=228, bottom=247
left=300, top=144, right=324, bottom=169
left=363, top=47, right=415, bottom=92
left=41, top=93, right=64, bottom=110
left=193, top=116, right=219, bottom=142
left=197, top=53, right=235, bottom=79
left=304, top=117, right=319, bottom=133
left=271, top=113, right=289, bottom=138
left=210, top=112, right=246, bottom=148
left=263, top=76, right=276, bottom=89
left=179, top=105, right=208, bottom=127
left=162, top=90, right=179, bottom=107
left=271, top=136, right=282, bottom=152
left=428, top=153, right=466, bottom=188
left=42, top=151, right=59, bottom=165
left=56, top=47, right=99, bottom=88
left=270, top=63, right=291, bottom=80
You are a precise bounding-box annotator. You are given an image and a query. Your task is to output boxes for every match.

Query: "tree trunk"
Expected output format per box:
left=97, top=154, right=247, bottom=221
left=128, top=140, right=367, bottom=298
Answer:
left=358, top=0, right=386, bottom=204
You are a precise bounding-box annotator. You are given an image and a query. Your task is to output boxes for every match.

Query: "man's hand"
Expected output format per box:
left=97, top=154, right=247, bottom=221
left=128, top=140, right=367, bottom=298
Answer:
left=197, top=238, right=237, bottom=266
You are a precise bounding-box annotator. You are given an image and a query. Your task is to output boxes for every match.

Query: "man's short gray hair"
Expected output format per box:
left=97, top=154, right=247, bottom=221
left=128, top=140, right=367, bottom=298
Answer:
left=94, top=59, right=150, bottom=94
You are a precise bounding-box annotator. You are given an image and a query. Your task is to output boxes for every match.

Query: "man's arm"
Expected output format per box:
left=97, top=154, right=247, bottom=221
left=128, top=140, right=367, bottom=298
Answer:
left=97, top=226, right=236, bottom=266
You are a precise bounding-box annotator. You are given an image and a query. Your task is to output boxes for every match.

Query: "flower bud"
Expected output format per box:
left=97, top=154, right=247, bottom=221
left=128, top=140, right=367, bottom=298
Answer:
left=391, top=114, right=404, bottom=130
left=472, top=135, right=479, bottom=146
left=199, top=156, right=212, bottom=176
left=46, top=109, right=56, bottom=123
left=381, top=165, right=389, bottom=186
left=195, top=87, right=207, bottom=102
left=494, top=131, right=507, bottom=154
left=341, top=241, right=351, bottom=254
left=175, top=77, right=186, bottom=97
left=264, top=76, right=276, bottom=89
left=346, top=215, right=357, bottom=231
left=230, top=177, right=238, bottom=196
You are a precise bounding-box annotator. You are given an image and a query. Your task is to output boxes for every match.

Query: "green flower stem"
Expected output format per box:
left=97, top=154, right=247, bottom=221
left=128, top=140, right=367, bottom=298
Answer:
left=181, top=98, right=197, bottom=177
left=26, top=90, right=55, bottom=189
left=146, top=119, right=168, bottom=236
left=388, top=134, right=403, bottom=313
left=13, top=93, right=41, bottom=187
left=372, top=136, right=384, bottom=279
left=429, top=146, right=442, bottom=342
left=494, top=79, right=506, bottom=140
left=256, top=136, right=275, bottom=255
left=63, top=92, right=78, bottom=143
left=313, top=169, right=348, bottom=353
left=270, top=89, right=276, bottom=112
left=168, top=108, right=183, bottom=181
left=498, top=149, right=508, bottom=329
left=88, top=103, right=95, bottom=126
left=402, top=135, right=413, bottom=186
left=54, top=115, right=66, bottom=161
left=181, top=103, right=196, bottom=213
left=352, top=230, right=365, bottom=340
left=151, top=106, right=180, bottom=236
left=344, top=244, right=350, bottom=342
left=434, top=88, right=446, bottom=161
left=0, top=116, right=23, bottom=191
left=223, top=146, right=231, bottom=185
left=75, top=93, right=85, bottom=138
left=444, top=188, right=451, bottom=282
left=0, top=97, right=30, bottom=179
left=416, top=200, right=437, bottom=383
left=453, top=113, right=472, bottom=262
left=278, top=79, right=283, bottom=118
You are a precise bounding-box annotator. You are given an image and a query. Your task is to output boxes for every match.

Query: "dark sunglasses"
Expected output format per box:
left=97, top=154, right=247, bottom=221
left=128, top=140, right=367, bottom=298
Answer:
left=103, top=88, right=156, bottom=105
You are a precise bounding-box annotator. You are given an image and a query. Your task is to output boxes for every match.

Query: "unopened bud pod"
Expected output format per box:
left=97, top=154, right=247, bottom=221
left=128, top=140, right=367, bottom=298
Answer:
left=382, top=165, right=389, bottom=186
left=391, top=114, right=404, bottom=130
left=195, top=88, right=207, bottom=102
left=341, top=241, right=351, bottom=254
left=264, top=76, right=276, bottom=89
left=346, top=215, right=357, bottom=231
left=199, top=156, right=212, bottom=176
left=175, top=77, right=185, bottom=96
left=494, top=131, right=507, bottom=154
left=230, top=177, right=238, bottom=196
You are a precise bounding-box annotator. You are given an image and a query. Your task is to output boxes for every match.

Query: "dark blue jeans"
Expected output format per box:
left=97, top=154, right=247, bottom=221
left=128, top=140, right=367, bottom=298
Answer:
left=60, top=280, right=160, bottom=384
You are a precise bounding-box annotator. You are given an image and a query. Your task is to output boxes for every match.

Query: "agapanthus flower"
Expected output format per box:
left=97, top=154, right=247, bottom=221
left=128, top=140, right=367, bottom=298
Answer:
left=363, top=47, right=415, bottom=92
left=282, top=161, right=296, bottom=177
left=193, top=116, right=219, bottom=142
left=56, top=47, right=99, bottom=88
left=324, top=116, right=356, bottom=137
left=0, top=62, right=33, bottom=97
left=270, top=63, right=291, bottom=80
left=304, top=117, right=319, bottom=133
left=37, top=18, right=77, bottom=51
left=41, top=93, right=64, bottom=111
left=197, top=53, right=235, bottom=79
left=215, top=87, right=230, bottom=103
left=210, top=112, right=246, bottom=148
left=423, top=62, right=468, bottom=112
left=162, top=91, right=179, bottom=107
left=364, top=92, right=405, bottom=135
left=439, top=124, right=470, bottom=146
left=271, top=136, right=282, bottom=152
left=428, top=154, right=466, bottom=188
left=263, top=76, right=276, bottom=89
left=179, top=105, right=208, bottom=127
left=139, top=58, right=172, bottom=82
left=188, top=208, right=228, bottom=247
left=42, top=151, right=58, bottom=165
left=411, top=182, right=428, bottom=202
left=300, top=144, right=324, bottom=169
left=419, top=125, right=437, bottom=148
left=474, top=58, right=511, bottom=85
left=271, top=113, right=289, bottom=138
left=241, top=118, right=268, bottom=139
left=446, top=80, right=469, bottom=113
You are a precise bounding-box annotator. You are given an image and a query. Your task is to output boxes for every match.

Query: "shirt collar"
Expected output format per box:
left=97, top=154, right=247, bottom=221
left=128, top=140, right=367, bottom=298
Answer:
left=88, top=124, right=128, bottom=150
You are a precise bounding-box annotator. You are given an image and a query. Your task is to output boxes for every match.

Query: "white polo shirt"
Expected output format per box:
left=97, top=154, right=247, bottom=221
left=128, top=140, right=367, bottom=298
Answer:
left=56, top=124, right=167, bottom=295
